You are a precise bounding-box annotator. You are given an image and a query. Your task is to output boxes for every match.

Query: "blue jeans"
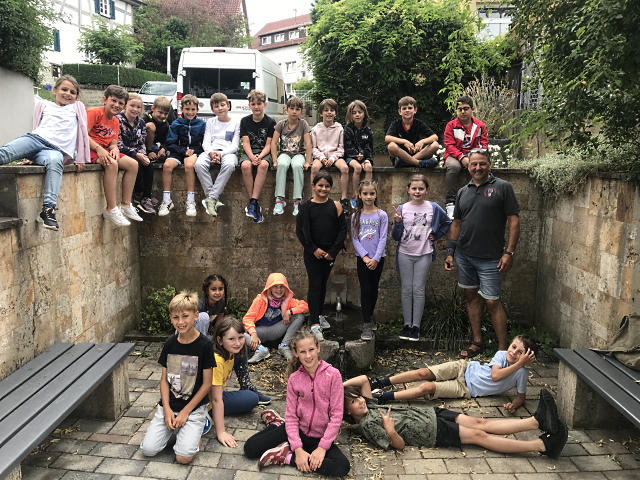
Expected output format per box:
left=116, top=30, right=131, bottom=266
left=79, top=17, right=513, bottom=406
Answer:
left=456, top=251, right=503, bottom=300
left=0, top=134, right=64, bottom=207
left=222, top=389, right=259, bottom=415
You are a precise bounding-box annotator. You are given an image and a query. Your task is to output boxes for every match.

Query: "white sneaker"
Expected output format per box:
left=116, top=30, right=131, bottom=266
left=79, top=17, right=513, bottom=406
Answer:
left=186, top=201, right=197, bottom=217
left=446, top=202, right=455, bottom=220
left=121, top=204, right=143, bottom=222
left=311, top=325, right=324, bottom=342
left=248, top=347, right=271, bottom=364
left=103, top=207, right=131, bottom=227
left=318, top=315, right=331, bottom=330
left=158, top=200, right=174, bottom=216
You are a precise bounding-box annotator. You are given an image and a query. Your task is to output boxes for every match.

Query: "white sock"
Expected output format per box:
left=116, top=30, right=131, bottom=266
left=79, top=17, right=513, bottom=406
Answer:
left=257, top=345, right=269, bottom=352
left=187, top=191, right=195, bottom=203
left=163, top=191, right=171, bottom=203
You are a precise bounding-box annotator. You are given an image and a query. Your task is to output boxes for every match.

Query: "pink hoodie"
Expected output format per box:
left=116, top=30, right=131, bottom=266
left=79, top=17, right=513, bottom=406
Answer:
left=311, top=121, right=344, bottom=161
left=285, top=360, right=344, bottom=451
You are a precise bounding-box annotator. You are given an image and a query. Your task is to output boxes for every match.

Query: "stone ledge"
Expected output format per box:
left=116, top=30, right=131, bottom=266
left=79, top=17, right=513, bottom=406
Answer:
left=0, top=217, right=22, bottom=230
left=0, top=164, right=103, bottom=174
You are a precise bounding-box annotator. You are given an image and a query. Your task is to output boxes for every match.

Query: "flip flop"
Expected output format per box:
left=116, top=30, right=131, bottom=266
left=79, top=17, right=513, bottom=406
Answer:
left=460, top=341, right=484, bottom=359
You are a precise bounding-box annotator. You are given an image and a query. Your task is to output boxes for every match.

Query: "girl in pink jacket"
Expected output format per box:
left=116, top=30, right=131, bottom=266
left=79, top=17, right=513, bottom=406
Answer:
left=243, top=328, right=350, bottom=477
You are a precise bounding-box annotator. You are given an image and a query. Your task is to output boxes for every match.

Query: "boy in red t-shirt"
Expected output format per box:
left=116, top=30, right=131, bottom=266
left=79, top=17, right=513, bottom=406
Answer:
left=87, top=85, right=142, bottom=227
left=443, top=95, right=488, bottom=219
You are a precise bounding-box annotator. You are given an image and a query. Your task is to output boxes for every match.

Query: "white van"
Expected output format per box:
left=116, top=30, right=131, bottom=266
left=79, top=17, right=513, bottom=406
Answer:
left=138, top=81, right=178, bottom=112
left=176, top=47, right=286, bottom=121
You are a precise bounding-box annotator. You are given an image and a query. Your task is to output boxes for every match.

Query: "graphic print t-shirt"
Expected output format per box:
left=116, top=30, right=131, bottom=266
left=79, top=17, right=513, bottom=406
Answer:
left=240, top=114, right=276, bottom=152
left=398, top=202, right=434, bottom=257
left=158, top=334, right=215, bottom=412
left=87, top=107, right=119, bottom=148
left=275, top=118, right=311, bottom=156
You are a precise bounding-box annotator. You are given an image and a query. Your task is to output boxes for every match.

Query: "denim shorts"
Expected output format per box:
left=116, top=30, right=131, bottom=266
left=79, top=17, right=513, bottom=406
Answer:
left=456, top=250, right=503, bottom=300
left=345, top=157, right=373, bottom=166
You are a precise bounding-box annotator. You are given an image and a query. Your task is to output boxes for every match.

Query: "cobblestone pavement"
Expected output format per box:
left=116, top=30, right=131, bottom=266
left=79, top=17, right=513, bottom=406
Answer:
left=21, top=342, right=640, bottom=480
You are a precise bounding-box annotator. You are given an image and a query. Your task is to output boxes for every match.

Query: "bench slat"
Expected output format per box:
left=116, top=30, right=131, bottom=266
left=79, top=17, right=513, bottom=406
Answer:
left=603, top=355, right=640, bottom=382
left=575, top=349, right=640, bottom=400
left=555, top=348, right=640, bottom=428
left=0, top=343, right=74, bottom=402
left=0, top=343, right=134, bottom=479
left=0, top=343, right=95, bottom=423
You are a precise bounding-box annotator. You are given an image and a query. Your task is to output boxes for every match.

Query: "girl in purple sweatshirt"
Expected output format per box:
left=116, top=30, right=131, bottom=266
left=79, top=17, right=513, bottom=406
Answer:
left=351, top=180, right=388, bottom=342
left=243, top=328, right=350, bottom=477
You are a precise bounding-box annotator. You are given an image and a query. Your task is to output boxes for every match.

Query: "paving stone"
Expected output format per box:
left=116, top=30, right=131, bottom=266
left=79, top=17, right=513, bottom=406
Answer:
left=610, top=454, right=640, bottom=470
left=190, top=451, right=221, bottom=467
left=109, top=418, right=145, bottom=436
left=469, top=475, right=516, bottom=480
left=486, top=457, right=535, bottom=473
left=124, top=407, right=154, bottom=419
left=94, top=458, right=147, bottom=476
left=203, top=441, right=246, bottom=454
left=571, top=455, right=623, bottom=471
left=111, top=475, right=158, bottom=480
left=581, top=443, right=631, bottom=455
left=21, top=466, right=67, bottom=480
left=475, top=398, right=512, bottom=407
left=398, top=447, right=424, bottom=459
left=459, top=445, right=505, bottom=458
left=558, top=443, right=589, bottom=457
left=558, top=473, right=607, bottom=479
left=60, top=472, right=113, bottom=480
left=133, top=393, right=160, bottom=408
left=232, top=428, right=261, bottom=441
left=444, top=458, right=492, bottom=474
left=380, top=461, right=405, bottom=475
left=425, top=475, right=471, bottom=480
left=50, top=454, right=104, bottom=472
left=420, top=448, right=466, bottom=459
left=128, top=432, right=146, bottom=446
left=88, top=443, right=139, bottom=459
left=87, top=434, right=132, bottom=445
left=584, top=430, right=640, bottom=444
left=403, top=458, right=447, bottom=474
left=128, top=371, right=153, bottom=380
left=566, top=430, right=593, bottom=444
left=513, top=431, right=540, bottom=441
left=129, top=379, right=159, bottom=389
left=73, top=420, right=116, bottom=435
left=47, top=440, right=99, bottom=456
left=528, top=457, right=579, bottom=472
left=603, top=472, right=640, bottom=480
left=148, top=372, right=162, bottom=382
left=140, top=462, right=189, bottom=480
left=513, top=474, right=561, bottom=480
left=58, top=431, right=94, bottom=441
left=227, top=473, right=279, bottom=480
left=24, top=452, right=64, bottom=467
left=216, top=453, right=260, bottom=472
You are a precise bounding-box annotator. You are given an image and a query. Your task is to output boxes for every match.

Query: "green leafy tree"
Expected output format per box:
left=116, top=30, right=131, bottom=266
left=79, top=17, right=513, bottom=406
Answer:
left=511, top=0, right=640, bottom=152
left=79, top=17, right=142, bottom=65
left=0, top=0, right=57, bottom=80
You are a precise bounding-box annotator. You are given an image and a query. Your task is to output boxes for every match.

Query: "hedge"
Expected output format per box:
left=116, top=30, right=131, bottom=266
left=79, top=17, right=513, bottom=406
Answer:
left=61, top=64, right=171, bottom=88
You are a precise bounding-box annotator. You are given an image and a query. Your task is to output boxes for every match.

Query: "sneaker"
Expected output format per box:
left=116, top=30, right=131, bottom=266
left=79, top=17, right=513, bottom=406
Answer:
left=253, top=204, right=264, bottom=223
left=185, top=201, right=197, bottom=217
left=292, top=200, right=301, bottom=216
left=446, top=202, right=455, bottom=220
left=158, top=200, right=174, bottom=216
left=202, top=197, right=217, bottom=217
left=361, top=323, right=373, bottom=341
left=318, top=315, right=331, bottom=330
left=133, top=192, right=143, bottom=205
left=202, top=411, right=212, bottom=435
left=419, top=157, right=438, bottom=168
left=258, top=441, right=291, bottom=468
left=539, top=419, right=568, bottom=459
left=408, top=326, right=420, bottom=342
left=340, top=198, right=351, bottom=214
left=260, top=409, right=285, bottom=427
left=398, top=325, right=411, bottom=340
left=310, top=325, right=324, bottom=341
left=38, top=207, right=59, bottom=230
left=248, top=347, right=271, bottom=364
left=278, top=344, right=293, bottom=360
left=103, top=207, right=131, bottom=227
left=273, top=198, right=285, bottom=215
left=369, top=378, right=383, bottom=391
left=350, top=196, right=357, bottom=209
left=138, top=197, right=156, bottom=214
left=535, top=388, right=559, bottom=434
left=148, top=197, right=159, bottom=207
left=121, top=204, right=143, bottom=222
left=257, top=392, right=271, bottom=405
left=245, top=200, right=258, bottom=221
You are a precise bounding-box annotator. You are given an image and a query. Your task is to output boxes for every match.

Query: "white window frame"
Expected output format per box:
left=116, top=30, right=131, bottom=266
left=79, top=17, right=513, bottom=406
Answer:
left=99, top=0, right=109, bottom=17
left=261, top=36, right=271, bottom=45
left=289, top=30, right=299, bottom=40
left=285, top=61, right=296, bottom=73
left=274, top=33, right=285, bottom=42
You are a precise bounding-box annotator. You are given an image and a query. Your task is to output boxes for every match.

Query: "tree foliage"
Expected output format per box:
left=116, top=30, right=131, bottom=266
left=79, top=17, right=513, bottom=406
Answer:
left=0, top=0, right=56, bottom=80
left=511, top=0, right=640, bottom=152
left=304, top=0, right=515, bottom=130
left=79, top=17, right=142, bottom=65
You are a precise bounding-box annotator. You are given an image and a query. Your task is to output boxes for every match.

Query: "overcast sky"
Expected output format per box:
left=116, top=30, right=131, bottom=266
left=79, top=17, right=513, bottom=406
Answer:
left=245, top=0, right=313, bottom=35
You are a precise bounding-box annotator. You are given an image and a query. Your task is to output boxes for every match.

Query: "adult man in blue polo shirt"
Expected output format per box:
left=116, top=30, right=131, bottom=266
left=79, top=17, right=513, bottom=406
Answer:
left=444, top=148, right=520, bottom=358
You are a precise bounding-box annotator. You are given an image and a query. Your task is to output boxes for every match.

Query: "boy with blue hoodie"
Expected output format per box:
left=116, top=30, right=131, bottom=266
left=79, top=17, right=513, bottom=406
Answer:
left=159, top=95, right=206, bottom=217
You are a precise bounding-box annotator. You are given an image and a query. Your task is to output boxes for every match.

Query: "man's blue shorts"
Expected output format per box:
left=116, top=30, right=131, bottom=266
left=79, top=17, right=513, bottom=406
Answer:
left=456, top=251, right=503, bottom=300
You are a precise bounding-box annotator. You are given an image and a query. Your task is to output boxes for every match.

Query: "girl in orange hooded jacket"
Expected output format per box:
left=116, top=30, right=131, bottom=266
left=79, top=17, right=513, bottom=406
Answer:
left=244, top=273, right=309, bottom=363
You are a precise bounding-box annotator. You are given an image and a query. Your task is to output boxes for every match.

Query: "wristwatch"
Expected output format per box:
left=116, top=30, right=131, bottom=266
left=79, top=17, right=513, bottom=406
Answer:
left=505, top=251, right=515, bottom=256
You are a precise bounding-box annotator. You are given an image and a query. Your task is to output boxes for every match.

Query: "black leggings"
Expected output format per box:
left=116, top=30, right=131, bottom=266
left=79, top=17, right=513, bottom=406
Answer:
left=356, top=256, right=385, bottom=324
left=303, top=251, right=335, bottom=324
left=244, top=424, right=350, bottom=477
left=134, top=160, right=154, bottom=198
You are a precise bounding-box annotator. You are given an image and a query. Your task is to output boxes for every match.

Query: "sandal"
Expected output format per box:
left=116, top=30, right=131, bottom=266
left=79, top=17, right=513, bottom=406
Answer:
left=460, top=341, right=484, bottom=359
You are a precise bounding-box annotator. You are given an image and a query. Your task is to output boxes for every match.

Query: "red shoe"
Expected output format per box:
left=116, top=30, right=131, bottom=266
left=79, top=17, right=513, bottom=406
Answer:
left=260, top=409, right=285, bottom=427
left=259, top=441, right=291, bottom=468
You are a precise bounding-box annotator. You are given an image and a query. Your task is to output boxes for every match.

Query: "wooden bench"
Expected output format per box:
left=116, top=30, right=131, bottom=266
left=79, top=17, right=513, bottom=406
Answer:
left=0, top=342, right=135, bottom=480
left=554, top=348, right=640, bottom=430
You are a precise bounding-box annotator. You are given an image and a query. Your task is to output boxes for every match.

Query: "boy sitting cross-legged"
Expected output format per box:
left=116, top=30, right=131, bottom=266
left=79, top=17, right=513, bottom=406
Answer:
left=196, top=93, right=240, bottom=218
left=386, top=96, right=440, bottom=169
left=159, top=95, right=206, bottom=217
left=140, top=291, right=215, bottom=464
left=240, top=90, right=276, bottom=223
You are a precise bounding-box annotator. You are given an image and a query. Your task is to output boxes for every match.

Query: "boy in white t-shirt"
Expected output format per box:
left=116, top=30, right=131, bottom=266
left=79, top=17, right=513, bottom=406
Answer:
left=365, top=335, right=537, bottom=413
left=195, top=93, right=240, bottom=218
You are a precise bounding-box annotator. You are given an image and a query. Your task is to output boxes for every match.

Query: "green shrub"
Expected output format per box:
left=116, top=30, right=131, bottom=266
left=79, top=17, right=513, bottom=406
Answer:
left=139, top=285, right=176, bottom=334
left=61, top=63, right=170, bottom=88
left=226, top=297, right=248, bottom=320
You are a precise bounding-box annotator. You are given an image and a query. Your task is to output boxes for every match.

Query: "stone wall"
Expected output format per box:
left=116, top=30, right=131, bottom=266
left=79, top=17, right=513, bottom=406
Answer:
left=0, top=166, right=141, bottom=379
left=536, top=174, right=640, bottom=348
left=138, top=167, right=542, bottom=323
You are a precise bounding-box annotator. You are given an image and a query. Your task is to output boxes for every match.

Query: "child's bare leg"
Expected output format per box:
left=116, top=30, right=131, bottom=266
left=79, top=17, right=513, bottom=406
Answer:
left=103, top=162, right=119, bottom=210
left=414, top=142, right=440, bottom=161
left=350, top=161, right=362, bottom=195
left=343, top=375, right=373, bottom=397
left=118, top=155, right=138, bottom=204
left=162, top=159, right=179, bottom=191
left=252, top=160, right=269, bottom=198
left=388, top=143, right=419, bottom=166
left=458, top=425, right=545, bottom=453
left=184, top=155, right=197, bottom=192
left=145, top=122, right=156, bottom=152
left=389, top=367, right=436, bottom=385
left=392, top=381, right=436, bottom=400
left=310, top=159, right=323, bottom=190
left=334, top=158, right=349, bottom=199
left=456, top=414, right=539, bottom=435
left=363, top=160, right=373, bottom=181
left=241, top=160, right=254, bottom=198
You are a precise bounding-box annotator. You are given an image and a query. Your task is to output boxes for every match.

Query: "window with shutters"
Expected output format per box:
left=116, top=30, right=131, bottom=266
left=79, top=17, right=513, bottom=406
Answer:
left=53, top=29, right=61, bottom=52
left=99, top=0, right=109, bottom=16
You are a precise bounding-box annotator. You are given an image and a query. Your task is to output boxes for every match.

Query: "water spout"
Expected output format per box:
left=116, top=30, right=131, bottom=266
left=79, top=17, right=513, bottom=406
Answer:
left=336, top=296, right=342, bottom=312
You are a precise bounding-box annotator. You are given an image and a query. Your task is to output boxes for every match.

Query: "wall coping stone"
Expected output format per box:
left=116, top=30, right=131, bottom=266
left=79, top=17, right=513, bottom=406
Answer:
left=0, top=217, right=23, bottom=230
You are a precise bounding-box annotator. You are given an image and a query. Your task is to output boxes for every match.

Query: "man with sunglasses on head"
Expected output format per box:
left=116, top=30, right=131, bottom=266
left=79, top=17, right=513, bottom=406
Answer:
left=444, top=148, right=520, bottom=360
left=443, top=96, right=488, bottom=219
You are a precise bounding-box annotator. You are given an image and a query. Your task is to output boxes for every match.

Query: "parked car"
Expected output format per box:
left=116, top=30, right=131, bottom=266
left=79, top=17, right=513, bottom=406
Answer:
left=139, top=81, right=178, bottom=118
